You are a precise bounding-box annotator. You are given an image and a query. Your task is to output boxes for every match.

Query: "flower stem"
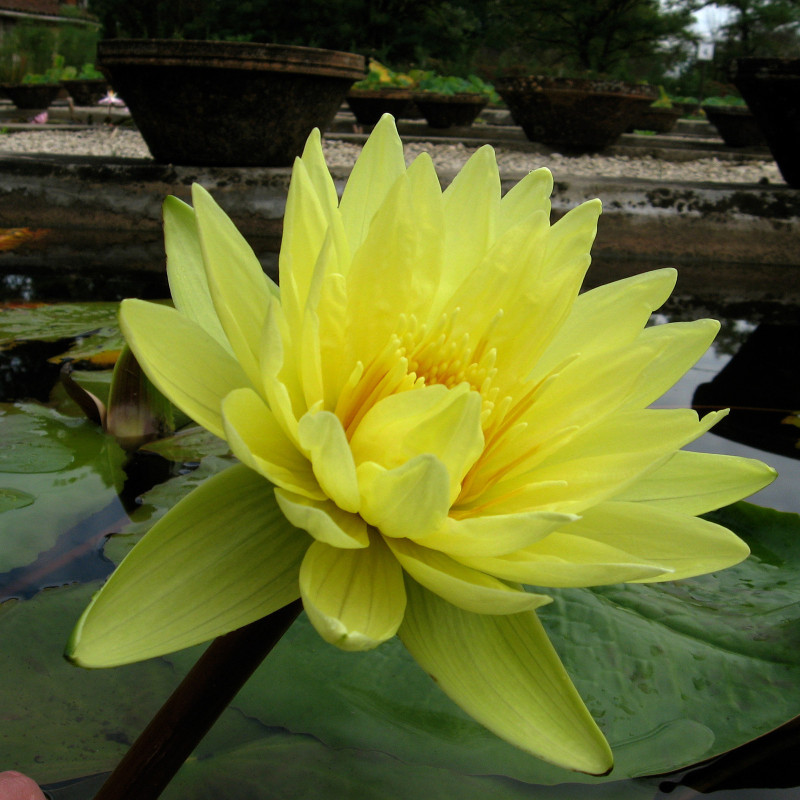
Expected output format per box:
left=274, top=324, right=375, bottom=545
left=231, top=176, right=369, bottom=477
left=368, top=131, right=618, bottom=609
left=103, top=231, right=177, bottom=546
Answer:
left=93, top=599, right=303, bottom=800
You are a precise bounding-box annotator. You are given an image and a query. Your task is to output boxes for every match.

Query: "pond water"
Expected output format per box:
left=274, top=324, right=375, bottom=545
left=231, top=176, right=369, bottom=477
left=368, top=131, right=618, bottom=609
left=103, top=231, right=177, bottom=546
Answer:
left=1, top=266, right=799, bottom=800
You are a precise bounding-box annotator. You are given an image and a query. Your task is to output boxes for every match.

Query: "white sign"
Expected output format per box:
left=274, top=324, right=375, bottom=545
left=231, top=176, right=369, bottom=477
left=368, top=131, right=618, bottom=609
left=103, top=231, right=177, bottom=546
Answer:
left=697, top=42, right=715, bottom=61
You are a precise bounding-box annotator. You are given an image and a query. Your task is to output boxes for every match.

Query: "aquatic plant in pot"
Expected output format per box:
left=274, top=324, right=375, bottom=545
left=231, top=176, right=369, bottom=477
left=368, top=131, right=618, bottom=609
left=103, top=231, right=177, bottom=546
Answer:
left=626, top=87, right=682, bottom=134
left=61, top=63, right=109, bottom=106
left=701, top=96, right=767, bottom=148
left=346, top=60, right=418, bottom=125
left=730, top=58, right=800, bottom=186
left=96, top=39, right=365, bottom=166
left=493, top=73, right=658, bottom=151
left=411, top=73, right=494, bottom=128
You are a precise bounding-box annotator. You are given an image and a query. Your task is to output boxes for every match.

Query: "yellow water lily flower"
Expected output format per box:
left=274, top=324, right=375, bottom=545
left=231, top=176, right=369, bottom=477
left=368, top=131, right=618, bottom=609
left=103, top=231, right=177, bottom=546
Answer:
left=66, top=115, right=775, bottom=775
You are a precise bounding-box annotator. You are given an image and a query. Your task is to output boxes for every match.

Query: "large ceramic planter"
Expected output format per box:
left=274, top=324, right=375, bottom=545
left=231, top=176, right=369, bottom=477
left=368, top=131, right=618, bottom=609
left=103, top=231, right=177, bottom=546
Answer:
left=494, top=75, right=657, bottom=151
left=730, top=58, right=800, bottom=187
left=96, top=39, right=365, bottom=166
left=1, top=83, right=61, bottom=110
left=412, top=92, right=488, bottom=128
left=61, top=78, right=109, bottom=106
left=346, top=88, right=416, bottom=125
left=702, top=105, right=767, bottom=148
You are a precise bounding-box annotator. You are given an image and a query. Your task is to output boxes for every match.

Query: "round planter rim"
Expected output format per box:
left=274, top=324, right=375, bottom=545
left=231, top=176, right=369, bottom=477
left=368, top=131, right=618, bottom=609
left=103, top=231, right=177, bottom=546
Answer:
left=97, top=39, right=365, bottom=80
left=412, top=92, right=488, bottom=103
left=494, top=75, right=657, bottom=100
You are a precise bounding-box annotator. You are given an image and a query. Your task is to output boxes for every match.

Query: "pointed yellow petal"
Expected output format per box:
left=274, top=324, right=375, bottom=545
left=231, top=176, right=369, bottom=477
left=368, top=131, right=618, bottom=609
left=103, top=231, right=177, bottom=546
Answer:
left=299, top=532, right=406, bottom=651
left=567, top=500, right=750, bottom=582
left=275, top=488, right=369, bottom=549
left=339, top=114, right=406, bottom=253
left=400, top=579, right=613, bottom=774
left=416, top=509, right=579, bottom=558
left=357, top=455, right=451, bottom=539
left=386, top=537, right=551, bottom=614
left=163, top=195, right=230, bottom=351
left=460, top=534, right=670, bottom=587
left=618, top=450, right=777, bottom=514
left=531, top=268, right=677, bottom=382
left=222, top=387, right=324, bottom=500
left=497, top=167, right=553, bottom=235
left=297, top=409, right=360, bottom=512
left=440, top=145, right=500, bottom=301
left=67, top=465, right=307, bottom=667
left=192, top=184, right=275, bottom=387
left=119, top=298, right=250, bottom=440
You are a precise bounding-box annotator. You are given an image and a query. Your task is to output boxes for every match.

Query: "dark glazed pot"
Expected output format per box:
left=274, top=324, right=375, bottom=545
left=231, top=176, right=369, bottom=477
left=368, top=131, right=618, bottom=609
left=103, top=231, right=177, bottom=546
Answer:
left=494, top=75, right=658, bottom=151
left=702, top=105, right=767, bottom=148
left=97, top=40, right=365, bottom=166
left=1, top=83, right=61, bottom=110
left=412, top=93, right=488, bottom=128
left=730, top=58, right=800, bottom=186
left=61, top=79, right=109, bottom=106
left=346, top=88, right=416, bottom=125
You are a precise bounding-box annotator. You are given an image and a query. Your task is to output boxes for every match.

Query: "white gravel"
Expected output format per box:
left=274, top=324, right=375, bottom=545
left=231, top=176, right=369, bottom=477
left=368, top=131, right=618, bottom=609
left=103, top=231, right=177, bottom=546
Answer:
left=0, top=126, right=784, bottom=185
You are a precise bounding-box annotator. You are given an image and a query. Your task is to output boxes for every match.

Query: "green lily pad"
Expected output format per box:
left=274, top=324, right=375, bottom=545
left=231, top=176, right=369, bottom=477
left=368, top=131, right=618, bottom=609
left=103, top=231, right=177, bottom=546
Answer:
left=0, top=403, right=127, bottom=574
left=140, top=426, right=231, bottom=462
left=0, top=582, right=266, bottom=786
left=158, top=501, right=800, bottom=787
left=0, top=303, right=123, bottom=361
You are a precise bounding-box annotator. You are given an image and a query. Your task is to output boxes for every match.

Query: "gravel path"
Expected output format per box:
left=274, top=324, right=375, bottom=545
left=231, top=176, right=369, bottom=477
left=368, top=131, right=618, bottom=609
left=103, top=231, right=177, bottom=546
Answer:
left=0, top=126, right=784, bottom=185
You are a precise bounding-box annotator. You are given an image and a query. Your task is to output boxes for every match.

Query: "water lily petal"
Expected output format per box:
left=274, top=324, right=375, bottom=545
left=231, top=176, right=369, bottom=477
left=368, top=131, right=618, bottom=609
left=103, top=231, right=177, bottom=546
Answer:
left=119, top=298, right=250, bottom=440
left=460, top=534, right=670, bottom=587
left=299, top=532, right=406, bottom=651
left=568, top=500, right=750, bottom=581
left=440, top=145, right=500, bottom=301
left=350, top=383, right=484, bottom=501
left=67, top=464, right=307, bottom=667
left=479, top=408, right=727, bottom=515
left=275, top=488, right=368, bottom=549
left=399, top=578, right=613, bottom=774
left=192, top=184, right=275, bottom=386
left=622, top=319, right=720, bottom=409
left=497, top=166, right=553, bottom=234
left=385, top=537, right=551, bottom=614
left=531, top=268, right=677, bottom=382
left=416, top=508, right=579, bottom=558
left=297, top=409, right=360, bottom=512
left=163, top=195, right=230, bottom=350
left=357, top=455, right=451, bottom=539
left=618, top=450, right=777, bottom=514
left=223, top=387, right=324, bottom=500
left=339, top=114, right=406, bottom=253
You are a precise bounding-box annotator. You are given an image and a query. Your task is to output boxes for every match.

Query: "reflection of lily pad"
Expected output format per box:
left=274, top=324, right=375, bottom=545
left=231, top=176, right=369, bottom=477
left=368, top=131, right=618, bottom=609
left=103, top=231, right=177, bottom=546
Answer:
left=140, top=426, right=230, bottom=462
left=0, top=487, right=35, bottom=512
left=0, top=403, right=127, bottom=574
left=0, top=302, right=123, bottom=361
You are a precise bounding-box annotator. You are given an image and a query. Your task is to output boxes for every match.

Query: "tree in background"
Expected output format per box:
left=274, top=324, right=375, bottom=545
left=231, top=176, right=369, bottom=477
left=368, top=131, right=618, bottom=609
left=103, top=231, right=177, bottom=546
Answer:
left=481, top=0, right=697, bottom=79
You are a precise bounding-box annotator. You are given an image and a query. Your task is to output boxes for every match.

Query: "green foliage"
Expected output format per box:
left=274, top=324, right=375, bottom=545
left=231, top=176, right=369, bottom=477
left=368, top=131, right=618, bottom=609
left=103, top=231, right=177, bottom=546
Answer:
left=484, top=0, right=697, bottom=80
left=415, top=72, right=496, bottom=98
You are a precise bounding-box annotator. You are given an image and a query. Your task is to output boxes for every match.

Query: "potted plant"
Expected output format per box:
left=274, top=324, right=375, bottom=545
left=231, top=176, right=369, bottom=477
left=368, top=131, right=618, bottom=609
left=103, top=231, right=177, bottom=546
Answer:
left=1, top=56, right=65, bottom=110
left=411, top=73, right=494, bottom=128
left=701, top=95, right=767, bottom=148
left=61, top=63, right=109, bottom=106
left=730, top=58, right=800, bottom=186
left=626, top=87, right=683, bottom=134
left=346, top=60, right=418, bottom=125
left=96, top=39, right=365, bottom=166
left=493, top=73, right=658, bottom=151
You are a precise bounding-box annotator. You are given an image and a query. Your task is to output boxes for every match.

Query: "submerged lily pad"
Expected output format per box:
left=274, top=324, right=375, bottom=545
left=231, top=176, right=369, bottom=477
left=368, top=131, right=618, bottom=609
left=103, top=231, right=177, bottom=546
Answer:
left=0, top=403, right=127, bottom=575
left=0, top=303, right=124, bottom=362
